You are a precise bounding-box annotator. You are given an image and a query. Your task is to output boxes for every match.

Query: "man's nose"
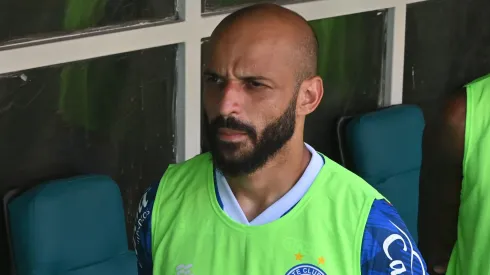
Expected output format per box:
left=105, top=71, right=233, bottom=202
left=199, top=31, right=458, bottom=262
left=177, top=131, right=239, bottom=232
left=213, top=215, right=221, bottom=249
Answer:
left=218, top=80, right=244, bottom=116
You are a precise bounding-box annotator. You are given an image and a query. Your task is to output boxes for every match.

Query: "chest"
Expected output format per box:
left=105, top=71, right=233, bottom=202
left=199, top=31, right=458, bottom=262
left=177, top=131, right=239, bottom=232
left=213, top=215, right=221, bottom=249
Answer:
left=152, top=214, right=359, bottom=275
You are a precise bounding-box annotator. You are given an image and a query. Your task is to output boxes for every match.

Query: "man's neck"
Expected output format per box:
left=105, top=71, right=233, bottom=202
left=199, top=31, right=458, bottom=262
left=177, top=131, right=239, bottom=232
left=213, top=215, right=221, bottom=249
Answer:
left=226, top=138, right=312, bottom=221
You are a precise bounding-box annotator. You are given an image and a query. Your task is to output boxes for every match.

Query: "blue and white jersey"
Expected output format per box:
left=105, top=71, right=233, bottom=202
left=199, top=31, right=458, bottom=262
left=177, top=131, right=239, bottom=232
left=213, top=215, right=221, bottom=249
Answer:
left=133, top=144, right=427, bottom=275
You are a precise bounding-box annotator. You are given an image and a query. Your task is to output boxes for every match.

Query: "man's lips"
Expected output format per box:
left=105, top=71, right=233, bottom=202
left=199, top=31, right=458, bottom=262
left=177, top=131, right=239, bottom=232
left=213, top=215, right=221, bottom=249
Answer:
left=217, top=128, right=248, bottom=142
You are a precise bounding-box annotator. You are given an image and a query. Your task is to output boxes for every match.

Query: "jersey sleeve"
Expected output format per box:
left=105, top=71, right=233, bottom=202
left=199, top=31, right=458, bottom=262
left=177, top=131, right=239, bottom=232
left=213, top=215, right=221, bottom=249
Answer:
left=360, top=199, right=428, bottom=275
left=133, top=181, right=160, bottom=275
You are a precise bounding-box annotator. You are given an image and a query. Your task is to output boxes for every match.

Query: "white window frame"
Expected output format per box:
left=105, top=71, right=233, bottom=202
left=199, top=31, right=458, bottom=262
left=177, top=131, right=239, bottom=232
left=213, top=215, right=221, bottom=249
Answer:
left=0, top=0, right=428, bottom=162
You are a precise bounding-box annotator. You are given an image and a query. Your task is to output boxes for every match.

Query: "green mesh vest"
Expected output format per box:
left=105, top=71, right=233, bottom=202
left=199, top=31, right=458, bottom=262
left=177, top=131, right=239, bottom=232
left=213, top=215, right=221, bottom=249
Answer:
left=447, top=74, right=490, bottom=275
left=151, top=153, right=384, bottom=275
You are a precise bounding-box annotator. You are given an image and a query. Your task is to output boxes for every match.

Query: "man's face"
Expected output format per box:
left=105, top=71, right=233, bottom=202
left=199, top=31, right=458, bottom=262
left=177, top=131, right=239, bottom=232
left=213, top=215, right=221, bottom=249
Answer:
left=203, top=24, right=299, bottom=176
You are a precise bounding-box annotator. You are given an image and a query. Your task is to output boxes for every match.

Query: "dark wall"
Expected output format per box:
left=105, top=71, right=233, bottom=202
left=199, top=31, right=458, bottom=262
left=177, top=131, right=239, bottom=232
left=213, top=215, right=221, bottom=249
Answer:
left=404, top=0, right=490, bottom=110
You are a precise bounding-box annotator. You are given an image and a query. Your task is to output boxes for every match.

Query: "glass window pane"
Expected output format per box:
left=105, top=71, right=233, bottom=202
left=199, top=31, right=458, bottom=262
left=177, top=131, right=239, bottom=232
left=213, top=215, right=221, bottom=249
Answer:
left=202, top=0, right=314, bottom=14
left=0, top=0, right=176, bottom=45
left=0, top=45, right=177, bottom=252
left=307, top=10, right=386, bottom=158
left=201, top=10, right=386, bottom=159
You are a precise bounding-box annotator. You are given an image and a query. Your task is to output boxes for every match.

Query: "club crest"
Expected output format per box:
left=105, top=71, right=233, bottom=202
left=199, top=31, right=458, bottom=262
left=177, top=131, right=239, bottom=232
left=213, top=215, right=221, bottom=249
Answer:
left=285, top=264, right=326, bottom=275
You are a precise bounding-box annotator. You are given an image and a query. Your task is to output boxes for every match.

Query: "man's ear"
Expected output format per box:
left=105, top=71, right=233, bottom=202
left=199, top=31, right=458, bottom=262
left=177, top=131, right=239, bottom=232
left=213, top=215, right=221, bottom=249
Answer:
left=296, top=76, right=324, bottom=116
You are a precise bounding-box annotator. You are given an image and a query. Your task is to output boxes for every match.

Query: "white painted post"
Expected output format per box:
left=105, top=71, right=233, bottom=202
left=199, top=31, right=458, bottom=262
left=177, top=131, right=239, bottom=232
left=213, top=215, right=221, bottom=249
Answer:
left=382, top=4, right=408, bottom=106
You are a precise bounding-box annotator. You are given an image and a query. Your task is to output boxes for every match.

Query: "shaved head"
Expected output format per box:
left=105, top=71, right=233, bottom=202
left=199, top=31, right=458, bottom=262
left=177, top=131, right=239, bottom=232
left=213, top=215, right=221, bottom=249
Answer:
left=203, top=3, right=323, bottom=176
left=210, top=3, right=319, bottom=85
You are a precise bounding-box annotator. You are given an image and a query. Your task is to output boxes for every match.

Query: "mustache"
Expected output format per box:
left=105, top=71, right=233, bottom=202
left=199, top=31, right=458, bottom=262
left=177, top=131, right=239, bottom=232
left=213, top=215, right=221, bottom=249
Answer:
left=209, top=116, right=257, bottom=141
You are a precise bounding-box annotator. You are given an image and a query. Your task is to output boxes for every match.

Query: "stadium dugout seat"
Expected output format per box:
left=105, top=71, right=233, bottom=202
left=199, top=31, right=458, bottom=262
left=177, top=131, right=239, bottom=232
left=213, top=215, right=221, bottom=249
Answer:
left=5, top=175, right=137, bottom=275
left=337, top=104, right=425, bottom=242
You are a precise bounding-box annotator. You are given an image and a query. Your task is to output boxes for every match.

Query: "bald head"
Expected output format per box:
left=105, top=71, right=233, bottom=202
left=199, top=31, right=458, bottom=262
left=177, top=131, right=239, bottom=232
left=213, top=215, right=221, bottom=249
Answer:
left=203, top=4, right=324, bottom=175
left=210, top=3, right=319, bottom=85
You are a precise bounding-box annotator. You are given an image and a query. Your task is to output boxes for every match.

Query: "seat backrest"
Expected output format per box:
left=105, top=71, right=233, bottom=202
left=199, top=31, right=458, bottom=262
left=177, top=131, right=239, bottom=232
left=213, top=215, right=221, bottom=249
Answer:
left=3, top=187, right=23, bottom=275
left=8, top=175, right=129, bottom=275
left=343, top=105, right=424, bottom=242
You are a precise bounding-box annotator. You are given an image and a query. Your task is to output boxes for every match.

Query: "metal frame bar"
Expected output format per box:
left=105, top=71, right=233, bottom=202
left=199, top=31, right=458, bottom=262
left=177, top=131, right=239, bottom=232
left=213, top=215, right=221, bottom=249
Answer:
left=0, top=0, right=428, bottom=161
left=382, top=4, right=408, bottom=106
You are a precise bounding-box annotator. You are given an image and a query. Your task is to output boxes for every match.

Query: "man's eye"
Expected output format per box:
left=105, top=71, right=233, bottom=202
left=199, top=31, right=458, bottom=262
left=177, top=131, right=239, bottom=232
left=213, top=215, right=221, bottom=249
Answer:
left=205, top=75, right=223, bottom=84
left=248, top=80, right=263, bottom=88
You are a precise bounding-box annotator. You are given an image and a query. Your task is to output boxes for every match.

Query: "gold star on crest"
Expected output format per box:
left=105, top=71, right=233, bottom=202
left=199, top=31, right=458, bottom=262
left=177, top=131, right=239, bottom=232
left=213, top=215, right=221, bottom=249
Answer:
left=318, top=256, right=325, bottom=265
left=295, top=252, right=304, bottom=261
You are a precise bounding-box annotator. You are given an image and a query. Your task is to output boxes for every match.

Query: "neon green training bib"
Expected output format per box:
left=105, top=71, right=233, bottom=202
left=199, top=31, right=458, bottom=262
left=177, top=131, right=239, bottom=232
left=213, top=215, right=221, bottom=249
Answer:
left=151, top=153, right=384, bottom=274
left=447, top=74, right=490, bottom=275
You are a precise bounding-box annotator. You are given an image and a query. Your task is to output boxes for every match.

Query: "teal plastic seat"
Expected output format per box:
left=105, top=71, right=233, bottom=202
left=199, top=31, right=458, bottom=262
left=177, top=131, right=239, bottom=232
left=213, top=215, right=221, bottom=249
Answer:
left=342, top=105, right=424, bottom=242
left=8, top=175, right=137, bottom=275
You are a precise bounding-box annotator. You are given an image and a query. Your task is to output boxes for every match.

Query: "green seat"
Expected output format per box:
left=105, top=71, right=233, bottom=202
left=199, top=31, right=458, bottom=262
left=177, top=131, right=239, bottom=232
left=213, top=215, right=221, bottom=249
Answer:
left=8, top=175, right=136, bottom=275
left=339, top=105, right=424, bottom=242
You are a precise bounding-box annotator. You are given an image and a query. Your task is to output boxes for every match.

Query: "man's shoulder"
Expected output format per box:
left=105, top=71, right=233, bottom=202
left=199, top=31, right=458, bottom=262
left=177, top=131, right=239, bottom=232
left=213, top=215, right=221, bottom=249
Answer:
left=444, top=90, right=466, bottom=130
left=164, top=152, right=213, bottom=176
left=361, top=199, right=428, bottom=274
left=133, top=181, right=161, bottom=258
left=158, top=153, right=213, bottom=196
left=177, top=152, right=212, bottom=166
left=320, top=155, right=383, bottom=200
left=136, top=181, right=161, bottom=223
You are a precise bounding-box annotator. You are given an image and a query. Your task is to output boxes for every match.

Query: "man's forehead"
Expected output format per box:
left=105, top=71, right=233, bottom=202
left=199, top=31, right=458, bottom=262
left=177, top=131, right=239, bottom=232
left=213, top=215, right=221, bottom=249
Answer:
left=208, top=34, right=296, bottom=77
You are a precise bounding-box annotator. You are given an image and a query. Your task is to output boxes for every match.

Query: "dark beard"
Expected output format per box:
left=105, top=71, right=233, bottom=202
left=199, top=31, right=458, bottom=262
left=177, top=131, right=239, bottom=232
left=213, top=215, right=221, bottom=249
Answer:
left=205, top=94, right=297, bottom=176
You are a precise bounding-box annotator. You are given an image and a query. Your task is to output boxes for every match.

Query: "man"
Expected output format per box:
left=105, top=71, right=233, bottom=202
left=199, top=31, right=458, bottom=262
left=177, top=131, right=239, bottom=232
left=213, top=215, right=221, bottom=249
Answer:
left=418, top=73, right=490, bottom=275
left=133, top=4, right=427, bottom=275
